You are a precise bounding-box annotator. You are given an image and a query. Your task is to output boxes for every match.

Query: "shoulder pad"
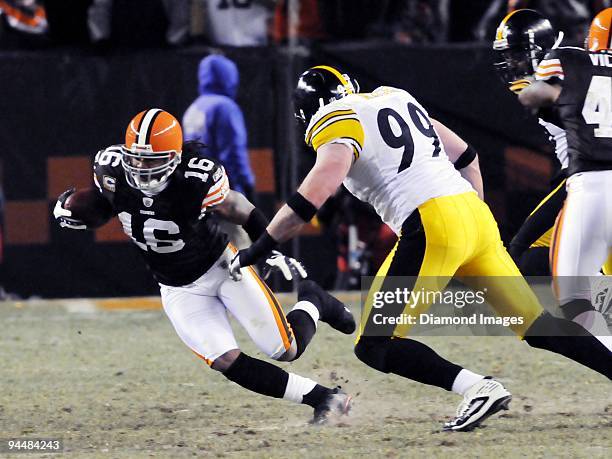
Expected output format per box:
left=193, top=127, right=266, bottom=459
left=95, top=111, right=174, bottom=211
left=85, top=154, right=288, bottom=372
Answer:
left=93, top=145, right=123, bottom=193
left=304, top=97, right=364, bottom=160
left=371, top=86, right=405, bottom=97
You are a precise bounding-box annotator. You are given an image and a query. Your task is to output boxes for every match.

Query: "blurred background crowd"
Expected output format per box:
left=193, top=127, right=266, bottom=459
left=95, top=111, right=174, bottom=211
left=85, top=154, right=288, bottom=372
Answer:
left=0, top=0, right=608, bottom=298
left=0, top=0, right=609, bottom=48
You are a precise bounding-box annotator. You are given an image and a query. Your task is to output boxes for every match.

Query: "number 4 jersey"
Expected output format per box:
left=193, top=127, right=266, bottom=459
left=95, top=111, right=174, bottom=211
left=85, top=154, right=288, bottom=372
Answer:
left=305, top=86, right=472, bottom=234
left=536, top=47, right=612, bottom=176
left=93, top=145, right=229, bottom=286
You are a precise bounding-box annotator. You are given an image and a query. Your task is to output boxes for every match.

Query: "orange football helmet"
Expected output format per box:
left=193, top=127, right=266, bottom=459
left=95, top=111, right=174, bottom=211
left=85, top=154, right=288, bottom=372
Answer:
left=587, top=8, right=612, bottom=52
left=122, top=108, right=183, bottom=191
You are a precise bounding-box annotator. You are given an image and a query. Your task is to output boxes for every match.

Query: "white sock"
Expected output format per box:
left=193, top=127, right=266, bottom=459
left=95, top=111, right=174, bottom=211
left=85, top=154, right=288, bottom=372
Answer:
left=292, top=301, right=320, bottom=329
left=451, top=369, right=485, bottom=396
left=283, top=372, right=317, bottom=403
left=573, top=311, right=612, bottom=352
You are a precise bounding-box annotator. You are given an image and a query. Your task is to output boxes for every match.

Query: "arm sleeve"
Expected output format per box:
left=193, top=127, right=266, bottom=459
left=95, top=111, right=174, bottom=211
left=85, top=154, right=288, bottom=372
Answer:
left=214, top=102, right=255, bottom=193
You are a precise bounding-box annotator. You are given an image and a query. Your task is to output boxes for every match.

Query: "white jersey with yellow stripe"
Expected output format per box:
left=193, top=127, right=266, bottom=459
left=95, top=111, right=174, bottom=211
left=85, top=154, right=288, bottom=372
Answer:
left=305, top=86, right=473, bottom=234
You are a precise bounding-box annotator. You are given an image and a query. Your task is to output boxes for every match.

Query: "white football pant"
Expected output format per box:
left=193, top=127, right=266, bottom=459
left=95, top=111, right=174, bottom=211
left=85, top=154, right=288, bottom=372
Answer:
left=160, top=246, right=293, bottom=365
left=550, top=170, right=612, bottom=348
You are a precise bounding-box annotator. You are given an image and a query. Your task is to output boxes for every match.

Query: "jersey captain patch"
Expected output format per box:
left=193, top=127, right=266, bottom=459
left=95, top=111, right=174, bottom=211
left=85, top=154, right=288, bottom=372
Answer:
left=305, top=105, right=365, bottom=159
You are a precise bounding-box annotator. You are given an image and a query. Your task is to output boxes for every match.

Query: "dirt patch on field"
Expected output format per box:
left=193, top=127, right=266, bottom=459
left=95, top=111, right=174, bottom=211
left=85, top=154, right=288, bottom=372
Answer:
left=0, top=300, right=610, bottom=458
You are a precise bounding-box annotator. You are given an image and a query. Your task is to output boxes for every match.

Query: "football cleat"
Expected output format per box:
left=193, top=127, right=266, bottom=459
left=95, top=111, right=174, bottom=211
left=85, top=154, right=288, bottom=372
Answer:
left=311, top=388, right=352, bottom=425
left=298, top=280, right=356, bottom=334
left=443, top=377, right=512, bottom=432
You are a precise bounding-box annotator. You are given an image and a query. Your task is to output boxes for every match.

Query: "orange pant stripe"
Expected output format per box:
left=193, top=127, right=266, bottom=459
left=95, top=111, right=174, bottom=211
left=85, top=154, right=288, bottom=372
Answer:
left=550, top=201, right=567, bottom=298
left=192, top=350, right=214, bottom=367
left=248, top=266, right=293, bottom=351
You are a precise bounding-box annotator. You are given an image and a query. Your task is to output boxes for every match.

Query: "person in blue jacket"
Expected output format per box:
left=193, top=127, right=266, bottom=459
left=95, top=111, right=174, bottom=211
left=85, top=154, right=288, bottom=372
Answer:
left=183, top=54, right=255, bottom=201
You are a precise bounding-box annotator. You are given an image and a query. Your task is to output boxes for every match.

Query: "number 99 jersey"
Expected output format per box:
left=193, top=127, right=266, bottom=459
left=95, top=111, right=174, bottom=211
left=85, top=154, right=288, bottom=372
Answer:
left=93, top=145, right=230, bottom=286
left=305, top=86, right=473, bottom=234
left=535, top=47, right=612, bottom=176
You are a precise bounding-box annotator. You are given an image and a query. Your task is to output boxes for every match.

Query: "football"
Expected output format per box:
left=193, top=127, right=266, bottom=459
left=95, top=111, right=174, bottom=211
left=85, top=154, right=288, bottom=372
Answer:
left=64, top=187, right=114, bottom=229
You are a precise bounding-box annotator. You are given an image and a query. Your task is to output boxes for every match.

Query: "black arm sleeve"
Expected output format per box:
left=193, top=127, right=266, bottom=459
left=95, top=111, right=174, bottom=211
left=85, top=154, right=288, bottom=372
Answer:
left=243, top=208, right=269, bottom=241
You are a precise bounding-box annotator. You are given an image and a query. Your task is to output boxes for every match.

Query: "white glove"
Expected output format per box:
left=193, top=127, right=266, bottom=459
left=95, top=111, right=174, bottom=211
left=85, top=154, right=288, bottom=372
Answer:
left=262, top=250, right=308, bottom=281
left=229, top=252, right=244, bottom=282
left=53, top=188, right=87, bottom=230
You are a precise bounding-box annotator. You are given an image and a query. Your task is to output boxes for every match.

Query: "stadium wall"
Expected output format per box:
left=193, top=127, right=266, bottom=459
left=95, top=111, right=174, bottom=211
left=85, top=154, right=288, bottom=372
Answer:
left=1, top=44, right=554, bottom=298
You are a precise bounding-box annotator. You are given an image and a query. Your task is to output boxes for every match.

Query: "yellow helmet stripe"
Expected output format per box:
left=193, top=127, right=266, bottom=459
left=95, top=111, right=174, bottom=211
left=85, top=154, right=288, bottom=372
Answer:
left=496, top=8, right=524, bottom=40
left=313, top=65, right=354, bottom=94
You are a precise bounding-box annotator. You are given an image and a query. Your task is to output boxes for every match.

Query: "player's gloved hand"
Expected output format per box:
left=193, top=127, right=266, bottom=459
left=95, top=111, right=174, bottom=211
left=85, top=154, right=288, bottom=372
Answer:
left=229, top=231, right=279, bottom=281
left=509, top=77, right=533, bottom=94
left=262, top=250, right=308, bottom=281
left=53, top=188, right=87, bottom=230
left=229, top=251, right=245, bottom=281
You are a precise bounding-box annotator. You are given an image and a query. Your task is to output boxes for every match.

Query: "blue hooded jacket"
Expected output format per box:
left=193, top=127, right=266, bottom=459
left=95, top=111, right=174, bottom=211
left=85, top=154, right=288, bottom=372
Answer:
left=182, top=55, right=254, bottom=194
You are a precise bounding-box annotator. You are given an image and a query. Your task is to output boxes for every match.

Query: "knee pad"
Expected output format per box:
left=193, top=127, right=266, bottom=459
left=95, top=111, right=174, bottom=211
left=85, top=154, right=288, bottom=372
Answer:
left=354, top=336, right=391, bottom=373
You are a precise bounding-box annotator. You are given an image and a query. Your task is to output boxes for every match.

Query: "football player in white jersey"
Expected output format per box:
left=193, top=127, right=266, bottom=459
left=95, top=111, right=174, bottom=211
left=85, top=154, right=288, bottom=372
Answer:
left=230, top=65, right=612, bottom=431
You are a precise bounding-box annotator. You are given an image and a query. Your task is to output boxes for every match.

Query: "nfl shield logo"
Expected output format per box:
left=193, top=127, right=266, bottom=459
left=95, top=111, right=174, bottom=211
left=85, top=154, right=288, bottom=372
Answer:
left=143, top=197, right=154, bottom=207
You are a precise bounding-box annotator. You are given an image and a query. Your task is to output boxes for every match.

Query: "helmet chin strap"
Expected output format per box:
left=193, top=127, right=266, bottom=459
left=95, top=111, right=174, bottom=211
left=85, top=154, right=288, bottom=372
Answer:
left=552, top=31, right=564, bottom=50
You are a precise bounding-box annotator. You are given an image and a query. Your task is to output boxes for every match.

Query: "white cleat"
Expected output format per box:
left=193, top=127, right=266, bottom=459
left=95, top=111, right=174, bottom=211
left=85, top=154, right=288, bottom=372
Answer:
left=443, top=377, right=512, bottom=432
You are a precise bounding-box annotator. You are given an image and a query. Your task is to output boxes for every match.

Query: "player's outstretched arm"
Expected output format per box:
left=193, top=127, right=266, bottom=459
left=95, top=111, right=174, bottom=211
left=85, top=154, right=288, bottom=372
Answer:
left=432, top=119, right=484, bottom=199
left=268, top=143, right=353, bottom=242
left=229, top=143, right=353, bottom=279
left=215, top=190, right=308, bottom=281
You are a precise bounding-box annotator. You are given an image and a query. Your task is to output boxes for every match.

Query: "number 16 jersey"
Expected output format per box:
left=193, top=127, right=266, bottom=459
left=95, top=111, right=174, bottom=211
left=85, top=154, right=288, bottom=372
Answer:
left=93, top=145, right=229, bottom=286
left=536, top=47, right=612, bottom=176
left=305, top=86, right=472, bottom=234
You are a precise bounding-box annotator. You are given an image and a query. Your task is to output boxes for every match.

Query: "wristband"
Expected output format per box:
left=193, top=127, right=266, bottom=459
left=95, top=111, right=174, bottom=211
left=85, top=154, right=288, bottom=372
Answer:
left=453, top=144, right=477, bottom=170
left=243, top=208, right=269, bottom=241
left=287, top=192, right=318, bottom=222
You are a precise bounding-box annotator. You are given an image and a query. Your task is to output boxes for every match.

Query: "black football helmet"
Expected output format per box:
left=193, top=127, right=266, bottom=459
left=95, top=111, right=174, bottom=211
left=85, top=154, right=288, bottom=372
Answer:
left=493, top=9, right=559, bottom=84
left=294, top=65, right=359, bottom=126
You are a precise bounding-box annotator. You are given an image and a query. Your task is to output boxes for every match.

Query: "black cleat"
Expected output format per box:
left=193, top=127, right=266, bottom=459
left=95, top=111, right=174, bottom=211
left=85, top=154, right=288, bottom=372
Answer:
left=298, top=280, right=356, bottom=334
left=311, top=387, right=353, bottom=425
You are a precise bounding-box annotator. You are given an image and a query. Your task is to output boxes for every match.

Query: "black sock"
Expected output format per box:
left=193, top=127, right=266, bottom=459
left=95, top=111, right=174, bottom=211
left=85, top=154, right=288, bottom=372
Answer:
left=286, top=309, right=316, bottom=360
left=302, top=384, right=332, bottom=408
left=524, top=312, right=612, bottom=379
left=559, top=299, right=595, bottom=320
left=355, top=336, right=463, bottom=391
left=223, top=353, right=289, bottom=398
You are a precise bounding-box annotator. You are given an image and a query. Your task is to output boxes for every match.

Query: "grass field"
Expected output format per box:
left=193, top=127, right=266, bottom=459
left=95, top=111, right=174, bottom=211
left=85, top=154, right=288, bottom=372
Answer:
left=0, top=296, right=610, bottom=458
